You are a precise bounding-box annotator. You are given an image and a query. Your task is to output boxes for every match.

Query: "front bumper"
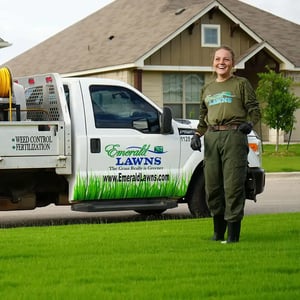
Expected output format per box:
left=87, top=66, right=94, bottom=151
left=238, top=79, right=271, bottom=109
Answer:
left=246, top=167, right=265, bottom=201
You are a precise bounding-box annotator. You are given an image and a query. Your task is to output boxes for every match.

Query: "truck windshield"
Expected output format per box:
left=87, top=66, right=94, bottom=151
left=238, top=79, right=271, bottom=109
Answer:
left=89, top=85, right=160, bottom=133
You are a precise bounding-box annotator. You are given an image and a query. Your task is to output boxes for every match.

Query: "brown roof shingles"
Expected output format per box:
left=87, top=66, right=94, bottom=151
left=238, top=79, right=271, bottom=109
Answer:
left=221, top=0, right=300, bottom=67
left=3, top=0, right=300, bottom=76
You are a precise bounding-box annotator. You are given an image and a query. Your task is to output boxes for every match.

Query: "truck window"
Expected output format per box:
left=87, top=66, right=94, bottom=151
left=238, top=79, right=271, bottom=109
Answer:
left=63, top=84, right=70, bottom=112
left=89, top=85, right=160, bottom=133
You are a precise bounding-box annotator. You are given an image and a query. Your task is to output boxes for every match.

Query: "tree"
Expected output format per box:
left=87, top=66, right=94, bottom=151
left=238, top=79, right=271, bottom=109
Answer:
left=256, top=69, right=300, bottom=151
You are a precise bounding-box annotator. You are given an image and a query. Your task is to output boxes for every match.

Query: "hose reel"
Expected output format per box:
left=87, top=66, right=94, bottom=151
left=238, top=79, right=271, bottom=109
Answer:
left=0, top=67, right=13, bottom=121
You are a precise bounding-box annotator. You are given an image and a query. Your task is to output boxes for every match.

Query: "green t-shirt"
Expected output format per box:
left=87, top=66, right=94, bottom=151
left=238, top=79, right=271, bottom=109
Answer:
left=197, top=76, right=260, bottom=134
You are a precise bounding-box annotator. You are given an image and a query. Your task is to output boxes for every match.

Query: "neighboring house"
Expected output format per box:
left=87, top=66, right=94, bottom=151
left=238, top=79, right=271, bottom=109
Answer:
left=3, top=0, right=300, bottom=142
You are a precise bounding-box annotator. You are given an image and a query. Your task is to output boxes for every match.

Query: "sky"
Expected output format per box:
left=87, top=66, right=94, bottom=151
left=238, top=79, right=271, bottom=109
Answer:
left=0, top=0, right=299, bottom=65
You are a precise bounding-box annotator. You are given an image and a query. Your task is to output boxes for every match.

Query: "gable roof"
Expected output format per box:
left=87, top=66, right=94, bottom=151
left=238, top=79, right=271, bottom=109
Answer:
left=222, top=0, right=300, bottom=69
left=3, top=0, right=300, bottom=77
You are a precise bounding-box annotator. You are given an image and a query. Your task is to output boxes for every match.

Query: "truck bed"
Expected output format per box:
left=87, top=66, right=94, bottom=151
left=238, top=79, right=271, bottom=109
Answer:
left=0, top=73, right=72, bottom=174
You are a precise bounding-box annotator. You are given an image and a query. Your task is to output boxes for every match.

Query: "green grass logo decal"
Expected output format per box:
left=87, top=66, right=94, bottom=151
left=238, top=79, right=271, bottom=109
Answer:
left=73, top=143, right=190, bottom=201
left=73, top=173, right=189, bottom=201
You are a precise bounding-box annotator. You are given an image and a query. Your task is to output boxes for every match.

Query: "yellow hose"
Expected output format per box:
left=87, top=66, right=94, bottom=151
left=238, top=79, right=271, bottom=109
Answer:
left=0, top=67, right=13, bottom=121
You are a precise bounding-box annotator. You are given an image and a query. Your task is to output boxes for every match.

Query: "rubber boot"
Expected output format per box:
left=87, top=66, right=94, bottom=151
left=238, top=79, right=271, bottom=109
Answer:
left=224, top=221, right=241, bottom=243
left=211, top=215, right=227, bottom=241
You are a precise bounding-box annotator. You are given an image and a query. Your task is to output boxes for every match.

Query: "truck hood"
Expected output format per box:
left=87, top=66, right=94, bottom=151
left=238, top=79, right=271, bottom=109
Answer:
left=174, top=118, right=198, bottom=129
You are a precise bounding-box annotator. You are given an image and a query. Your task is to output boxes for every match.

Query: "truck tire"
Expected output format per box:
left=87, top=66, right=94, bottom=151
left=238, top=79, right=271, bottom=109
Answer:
left=187, top=174, right=211, bottom=218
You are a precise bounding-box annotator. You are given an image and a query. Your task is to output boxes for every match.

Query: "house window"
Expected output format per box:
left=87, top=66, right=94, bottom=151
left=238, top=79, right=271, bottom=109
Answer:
left=163, top=73, right=204, bottom=119
left=201, top=24, right=220, bottom=47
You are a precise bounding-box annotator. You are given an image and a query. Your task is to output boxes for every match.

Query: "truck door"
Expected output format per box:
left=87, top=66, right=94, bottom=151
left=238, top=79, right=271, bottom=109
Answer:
left=76, top=81, right=183, bottom=201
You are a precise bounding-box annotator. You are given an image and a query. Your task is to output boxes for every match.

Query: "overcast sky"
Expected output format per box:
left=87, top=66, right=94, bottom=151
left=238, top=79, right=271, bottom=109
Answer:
left=0, top=0, right=299, bottom=65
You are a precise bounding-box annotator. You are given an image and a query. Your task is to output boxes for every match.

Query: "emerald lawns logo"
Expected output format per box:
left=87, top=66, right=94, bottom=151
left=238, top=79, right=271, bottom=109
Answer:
left=105, top=144, right=166, bottom=167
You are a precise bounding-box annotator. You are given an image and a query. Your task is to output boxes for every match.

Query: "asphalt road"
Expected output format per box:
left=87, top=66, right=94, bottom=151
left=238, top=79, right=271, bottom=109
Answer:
left=0, top=172, right=299, bottom=228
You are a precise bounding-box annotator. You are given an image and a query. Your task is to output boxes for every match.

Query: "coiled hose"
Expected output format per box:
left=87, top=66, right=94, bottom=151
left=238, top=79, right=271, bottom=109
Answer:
left=0, top=67, right=13, bottom=121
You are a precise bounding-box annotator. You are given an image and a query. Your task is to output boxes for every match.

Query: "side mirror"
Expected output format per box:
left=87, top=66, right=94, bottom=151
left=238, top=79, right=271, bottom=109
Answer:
left=161, top=106, right=173, bottom=134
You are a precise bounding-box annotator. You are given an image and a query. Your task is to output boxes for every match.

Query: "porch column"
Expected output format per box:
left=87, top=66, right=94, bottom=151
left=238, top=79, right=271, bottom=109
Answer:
left=134, top=69, right=143, bottom=92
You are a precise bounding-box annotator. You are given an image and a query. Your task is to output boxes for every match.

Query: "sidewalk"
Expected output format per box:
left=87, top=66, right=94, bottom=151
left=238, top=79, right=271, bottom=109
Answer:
left=265, top=172, right=300, bottom=178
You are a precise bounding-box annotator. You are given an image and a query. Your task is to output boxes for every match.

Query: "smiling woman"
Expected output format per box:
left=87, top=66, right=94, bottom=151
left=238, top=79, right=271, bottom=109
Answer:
left=192, top=45, right=261, bottom=243
left=213, top=46, right=235, bottom=82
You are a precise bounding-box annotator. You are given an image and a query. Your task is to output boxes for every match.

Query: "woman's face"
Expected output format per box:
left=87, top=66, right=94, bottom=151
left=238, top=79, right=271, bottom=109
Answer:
left=213, top=48, right=234, bottom=80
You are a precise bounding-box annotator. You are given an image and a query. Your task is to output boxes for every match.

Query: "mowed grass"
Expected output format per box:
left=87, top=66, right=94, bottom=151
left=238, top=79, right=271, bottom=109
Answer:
left=262, top=143, right=300, bottom=172
left=1, top=213, right=299, bottom=299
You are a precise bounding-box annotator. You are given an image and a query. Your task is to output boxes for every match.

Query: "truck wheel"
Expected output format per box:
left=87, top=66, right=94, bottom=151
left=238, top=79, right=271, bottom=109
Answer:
left=187, top=174, right=210, bottom=218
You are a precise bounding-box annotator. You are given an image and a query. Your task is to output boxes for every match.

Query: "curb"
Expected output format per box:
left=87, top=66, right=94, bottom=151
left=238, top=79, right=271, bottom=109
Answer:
left=265, top=172, right=300, bottom=178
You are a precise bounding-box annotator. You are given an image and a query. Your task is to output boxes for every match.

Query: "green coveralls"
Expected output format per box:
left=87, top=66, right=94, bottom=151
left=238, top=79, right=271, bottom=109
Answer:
left=197, top=76, right=261, bottom=222
left=204, top=129, right=249, bottom=222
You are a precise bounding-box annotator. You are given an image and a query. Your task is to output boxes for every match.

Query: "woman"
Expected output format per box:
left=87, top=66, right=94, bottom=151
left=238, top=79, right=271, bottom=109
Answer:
left=191, top=45, right=261, bottom=243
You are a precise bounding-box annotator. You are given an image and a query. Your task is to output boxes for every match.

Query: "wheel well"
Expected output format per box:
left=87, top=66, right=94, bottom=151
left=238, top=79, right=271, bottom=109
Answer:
left=185, top=162, right=204, bottom=201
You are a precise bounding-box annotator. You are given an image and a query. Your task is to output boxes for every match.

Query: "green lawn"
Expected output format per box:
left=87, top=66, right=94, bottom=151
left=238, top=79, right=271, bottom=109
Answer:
left=262, top=143, right=300, bottom=172
left=1, top=213, right=299, bottom=299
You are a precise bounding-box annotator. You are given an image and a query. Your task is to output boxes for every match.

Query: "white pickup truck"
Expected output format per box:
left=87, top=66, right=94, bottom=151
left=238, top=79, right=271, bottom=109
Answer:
left=0, top=72, right=265, bottom=217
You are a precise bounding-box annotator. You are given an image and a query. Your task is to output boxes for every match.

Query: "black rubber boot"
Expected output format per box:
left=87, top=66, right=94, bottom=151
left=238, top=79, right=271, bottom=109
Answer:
left=225, top=221, right=241, bottom=243
left=211, top=215, right=227, bottom=241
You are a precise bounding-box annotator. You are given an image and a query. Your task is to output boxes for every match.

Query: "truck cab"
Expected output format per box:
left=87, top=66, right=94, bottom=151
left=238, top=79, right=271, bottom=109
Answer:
left=63, top=77, right=206, bottom=214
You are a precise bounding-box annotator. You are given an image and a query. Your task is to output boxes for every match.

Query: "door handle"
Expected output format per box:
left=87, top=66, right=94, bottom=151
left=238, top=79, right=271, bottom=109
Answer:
left=90, top=138, right=101, bottom=153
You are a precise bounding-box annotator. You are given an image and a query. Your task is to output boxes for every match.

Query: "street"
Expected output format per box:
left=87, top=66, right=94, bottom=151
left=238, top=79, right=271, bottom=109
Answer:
left=0, top=173, right=299, bottom=227
left=244, top=172, right=300, bottom=215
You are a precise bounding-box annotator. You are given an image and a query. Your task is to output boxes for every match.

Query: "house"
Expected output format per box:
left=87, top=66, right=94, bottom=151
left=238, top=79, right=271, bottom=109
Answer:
left=3, top=0, right=300, bottom=142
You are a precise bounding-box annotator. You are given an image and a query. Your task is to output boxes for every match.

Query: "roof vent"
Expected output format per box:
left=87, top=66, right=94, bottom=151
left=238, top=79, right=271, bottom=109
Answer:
left=175, top=8, right=185, bottom=15
left=108, top=35, right=115, bottom=40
